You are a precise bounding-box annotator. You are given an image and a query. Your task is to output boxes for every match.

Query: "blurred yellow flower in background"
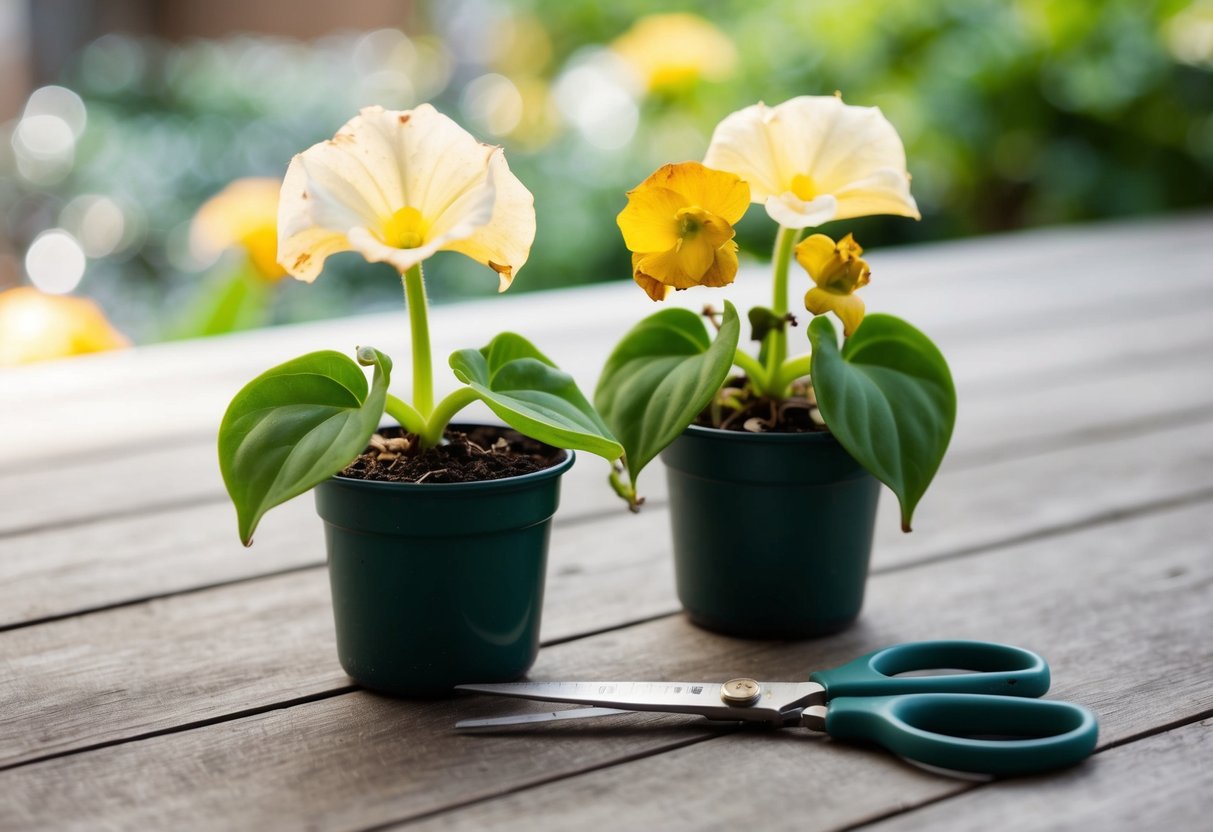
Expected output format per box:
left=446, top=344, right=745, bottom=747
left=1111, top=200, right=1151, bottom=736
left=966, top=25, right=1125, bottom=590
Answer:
left=704, top=95, right=920, bottom=229
left=191, top=178, right=285, bottom=281
left=796, top=233, right=871, bottom=336
left=617, top=161, right=750, bottom=301
left=0, top=287, right=129, bottom=366
left=278, top=104, right=535, bottom=291
left=611, top=13, right=737, bottom=92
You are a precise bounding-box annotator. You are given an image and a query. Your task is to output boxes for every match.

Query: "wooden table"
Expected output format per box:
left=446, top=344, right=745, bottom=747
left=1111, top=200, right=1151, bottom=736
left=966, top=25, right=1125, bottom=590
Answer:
left=2, top=214, right=1211, bottom=831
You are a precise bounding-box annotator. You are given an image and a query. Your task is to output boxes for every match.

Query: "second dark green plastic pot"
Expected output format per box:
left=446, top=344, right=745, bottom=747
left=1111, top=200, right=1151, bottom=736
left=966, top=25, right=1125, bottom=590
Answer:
left=660, top=424, right=880, bottom=638
left=313, top=437, right=573, bottom=697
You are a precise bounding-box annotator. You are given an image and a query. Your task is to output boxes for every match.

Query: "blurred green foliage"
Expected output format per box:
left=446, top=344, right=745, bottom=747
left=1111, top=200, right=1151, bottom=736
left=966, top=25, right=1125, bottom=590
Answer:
left=2, top=0, right=1210, bottom=342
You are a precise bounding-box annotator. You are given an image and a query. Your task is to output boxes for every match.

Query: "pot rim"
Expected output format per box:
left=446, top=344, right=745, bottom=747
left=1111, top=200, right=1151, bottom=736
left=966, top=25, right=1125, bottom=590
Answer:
left=682, top=423, right=838, bottom=445
left=329, top=425, right=574, bottom=493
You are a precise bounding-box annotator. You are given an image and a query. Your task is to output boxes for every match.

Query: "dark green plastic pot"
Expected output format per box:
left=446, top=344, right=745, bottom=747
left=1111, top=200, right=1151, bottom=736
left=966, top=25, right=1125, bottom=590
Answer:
left=660, top=424, right=880, bottom=638
left=313, top=438, right=573, bottom=697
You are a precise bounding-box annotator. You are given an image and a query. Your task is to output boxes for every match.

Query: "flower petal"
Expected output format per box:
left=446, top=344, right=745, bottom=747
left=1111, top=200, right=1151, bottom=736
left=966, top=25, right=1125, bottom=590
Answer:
left=699, top=240, right=740, bottom=288
left=617, top=183, right=685, bottom=252
left=703, top=102, right=784, bottom=202
left=441, top=149, right=537, bottom=291
left=795, top=234, right=841, bottom=286
left=277, top=156, right=353, bottom=282
left=805, top=287, right=865, bottom=337
left=765, top=192, right=839, bottom=229
left=830, top=168, right=920, bottom=221
left=632, top=253, right=674, bottom=301
left=651, top=161, right=750, bottom=224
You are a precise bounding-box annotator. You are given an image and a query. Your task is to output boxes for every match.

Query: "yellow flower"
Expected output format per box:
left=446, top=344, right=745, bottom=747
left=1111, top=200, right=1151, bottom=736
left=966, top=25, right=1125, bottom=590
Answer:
left=617, top=162, right=750, bottom=301
left=797, top=233, right=871, bottom=337
left=610, top=13, right=737, bottom=92
left=277, top=104, right=535, bottom=291
left=704, top=95, right=920, bottom=229
left=0, top=287, right=129, bottom=366
left=191, top=178, right=285, bottom=281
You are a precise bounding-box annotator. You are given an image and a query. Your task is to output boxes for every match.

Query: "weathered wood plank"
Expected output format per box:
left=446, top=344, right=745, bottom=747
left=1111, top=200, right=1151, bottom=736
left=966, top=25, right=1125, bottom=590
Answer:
left=5, top=289, right=1212, bottom=538
left=0, top=499, right=1208, bottom=830
left=2, top=213, right=1209, bottom=469
left=860, top=718, right=1213, bottom=832
left=3, top=402, right=1212, bottom=647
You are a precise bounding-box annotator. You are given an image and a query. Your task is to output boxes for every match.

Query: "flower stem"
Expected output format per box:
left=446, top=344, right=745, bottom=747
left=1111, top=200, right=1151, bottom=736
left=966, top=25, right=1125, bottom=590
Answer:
left=732, top=348, right=769, bottom=390
left=385, top=394, right=427, bottom=436
left=764, top=225, right=800, bottom=388
left=418, top=387, right=481, bottom=449
left=402, top=263, right=434, bottom=418
left=773, top=354, right=813, bottom=397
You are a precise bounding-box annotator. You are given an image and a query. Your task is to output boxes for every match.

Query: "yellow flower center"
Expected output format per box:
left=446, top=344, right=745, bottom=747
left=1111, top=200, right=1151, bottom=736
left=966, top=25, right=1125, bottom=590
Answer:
left=381, top=206, right=429, bottom=249
left=790, top=174, right=817, bottom=201
left=676, top=206, right=711, bottom=238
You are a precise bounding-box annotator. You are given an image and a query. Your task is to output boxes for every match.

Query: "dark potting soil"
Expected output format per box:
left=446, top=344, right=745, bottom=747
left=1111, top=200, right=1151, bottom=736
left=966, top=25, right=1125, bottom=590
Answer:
left=339, top=425, right=565, bottom=484
left=693, top=376, right=830, bottom=434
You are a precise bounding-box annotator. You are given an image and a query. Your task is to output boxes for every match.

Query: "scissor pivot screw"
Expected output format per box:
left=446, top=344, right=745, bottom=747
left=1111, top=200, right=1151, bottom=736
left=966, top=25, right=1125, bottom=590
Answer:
left=720, top=678, right=761, bottom=706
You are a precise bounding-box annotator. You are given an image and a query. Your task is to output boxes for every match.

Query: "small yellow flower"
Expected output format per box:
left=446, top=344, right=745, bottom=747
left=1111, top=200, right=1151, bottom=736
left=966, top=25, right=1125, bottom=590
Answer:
left=277, top=104, right=535, bottom=291
left=191, top=178, right=285, bottom=281
left=704, top=95, right=919, bottom=229
left=610, top=13, right=737, bottom=92
left=617, top=162, right=750, bottom=301
left=797, top=233, right=871, bottom=337
left=0, top=287, right=129, bottom=366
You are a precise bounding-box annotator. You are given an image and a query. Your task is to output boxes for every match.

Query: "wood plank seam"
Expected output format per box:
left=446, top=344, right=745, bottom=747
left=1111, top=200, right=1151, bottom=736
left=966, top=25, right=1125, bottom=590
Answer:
left=4, top=472, right=1209, bottom=643
left=0, top=685, right=357, bottom=775
left=831, top=707, right=1213, bottom=832
left=364, top=732, right=730, bottom=832
left=2, top=489, right=1208, bottom=778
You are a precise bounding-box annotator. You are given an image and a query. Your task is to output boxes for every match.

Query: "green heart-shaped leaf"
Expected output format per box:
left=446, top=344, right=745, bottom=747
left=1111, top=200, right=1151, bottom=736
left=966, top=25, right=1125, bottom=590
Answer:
left=450, top=333, right=623, bottom=461
left=219, top=347, right=391, bottom=545
left=808, top=314, right=956, bottom=532
left=594, top=301, right=741, bottom=503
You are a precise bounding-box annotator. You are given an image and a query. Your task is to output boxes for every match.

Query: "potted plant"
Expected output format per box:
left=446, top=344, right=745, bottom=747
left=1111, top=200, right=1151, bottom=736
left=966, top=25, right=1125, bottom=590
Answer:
left=595, top=95, right=957, bottom=638
left=217, top=105, right=622, bottom=697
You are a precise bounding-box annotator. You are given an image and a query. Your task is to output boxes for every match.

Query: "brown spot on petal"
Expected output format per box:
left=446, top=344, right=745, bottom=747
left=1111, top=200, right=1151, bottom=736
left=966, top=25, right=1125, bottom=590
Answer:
left=301, top=191, right=308, bottom=199
left=398, top=113, right=410, bottom=124
left=293, top=253, right=312, bottom=269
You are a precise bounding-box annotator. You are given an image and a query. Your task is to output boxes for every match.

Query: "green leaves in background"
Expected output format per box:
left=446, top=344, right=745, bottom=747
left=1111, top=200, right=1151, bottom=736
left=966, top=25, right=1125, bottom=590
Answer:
left=450, top=333, right=623, bottom=461
left=218, top=347, right=391, bottom=545
left=595, top=301, right=741, bottom=506
left=808, top=314, right=956, bottom=532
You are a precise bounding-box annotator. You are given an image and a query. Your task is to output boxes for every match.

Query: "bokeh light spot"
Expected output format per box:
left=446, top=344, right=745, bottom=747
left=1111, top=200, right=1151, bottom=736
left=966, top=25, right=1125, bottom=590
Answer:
left=24, top=230, right=87, bottom=294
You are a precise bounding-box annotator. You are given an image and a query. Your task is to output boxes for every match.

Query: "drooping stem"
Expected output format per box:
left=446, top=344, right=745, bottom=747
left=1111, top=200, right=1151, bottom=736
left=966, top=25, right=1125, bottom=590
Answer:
left=418, top=387, right=481, bottom=449
left=763, top=225, right=800, bottom=388
left=402, top=263, right=434, bottom=418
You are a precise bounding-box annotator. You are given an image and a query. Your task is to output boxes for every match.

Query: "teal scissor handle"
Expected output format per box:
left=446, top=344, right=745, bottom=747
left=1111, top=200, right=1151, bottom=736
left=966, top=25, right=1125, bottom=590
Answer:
left=824, top=693, right=1099, bottom=776
left=810, top=640, right=1050, bottom=699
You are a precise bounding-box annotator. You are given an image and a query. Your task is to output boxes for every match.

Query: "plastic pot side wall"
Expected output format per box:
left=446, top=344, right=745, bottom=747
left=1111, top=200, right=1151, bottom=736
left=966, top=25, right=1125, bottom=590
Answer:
left=661, top=425, right=880, bottom=638
left=314, top=445, right=573, bottom=697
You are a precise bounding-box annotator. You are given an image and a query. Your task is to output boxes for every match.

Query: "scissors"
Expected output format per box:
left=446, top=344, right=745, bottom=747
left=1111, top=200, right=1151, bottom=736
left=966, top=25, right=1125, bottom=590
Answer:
left=455, top=640, right=1099, bottom=777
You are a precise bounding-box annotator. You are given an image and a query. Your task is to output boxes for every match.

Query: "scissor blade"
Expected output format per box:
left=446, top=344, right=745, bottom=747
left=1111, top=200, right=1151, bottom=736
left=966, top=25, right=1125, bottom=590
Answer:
left=456, top=707, right=632, bottom=730
left=456, top=680, right=821, bottom=724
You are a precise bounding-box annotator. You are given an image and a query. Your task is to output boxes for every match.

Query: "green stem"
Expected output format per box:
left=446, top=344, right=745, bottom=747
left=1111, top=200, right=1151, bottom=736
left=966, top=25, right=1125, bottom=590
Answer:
left=402, top=263, right=434, bottom=418
left=732, top=348, right=769, bottom=390
left=418, top=387, right=481, bottom=449
left=763, top=225, right=800, bottom=388
left=608, top=466, right=641, bottom=513
left=773, top=354, right=813, bottom=397
left=385, top=394, right=427, bottom=437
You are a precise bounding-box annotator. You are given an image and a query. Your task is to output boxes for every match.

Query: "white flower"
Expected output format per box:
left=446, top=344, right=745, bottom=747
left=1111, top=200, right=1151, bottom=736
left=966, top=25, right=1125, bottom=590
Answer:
left=703, top=95, right=920, bottom=229
left=277, top=104, right=535, bottom=290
